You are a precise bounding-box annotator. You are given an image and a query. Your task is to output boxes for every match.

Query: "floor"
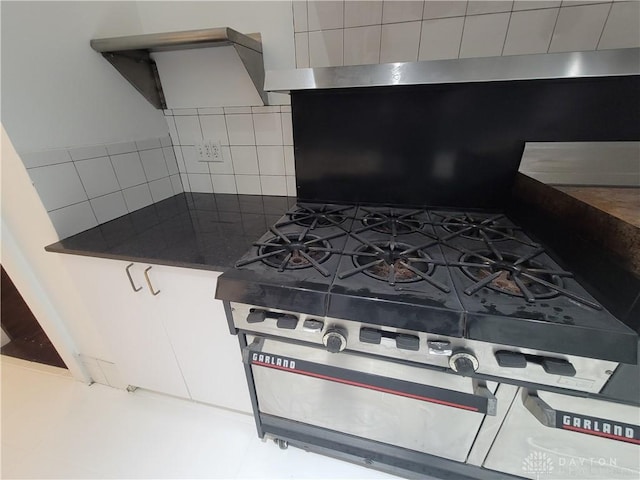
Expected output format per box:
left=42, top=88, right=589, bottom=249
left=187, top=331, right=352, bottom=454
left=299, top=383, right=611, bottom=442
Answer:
left=1, top=356, right=397, bottom=479
left=1, top=267, right=66, bottom=369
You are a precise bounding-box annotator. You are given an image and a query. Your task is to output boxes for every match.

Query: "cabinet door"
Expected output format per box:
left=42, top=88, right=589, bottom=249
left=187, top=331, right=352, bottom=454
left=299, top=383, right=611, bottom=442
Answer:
left=62, top=256, right=189, bottom=398
left=153, top=265, right=252, bottom=413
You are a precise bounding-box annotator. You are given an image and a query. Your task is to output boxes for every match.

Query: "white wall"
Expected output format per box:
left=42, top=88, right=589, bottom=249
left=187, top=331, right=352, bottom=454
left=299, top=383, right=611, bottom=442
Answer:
left=136, top=1, right=295, bottom=105
left=1, top=1, right=168, bottom=153
left=1, top=126, right=112, bottom=381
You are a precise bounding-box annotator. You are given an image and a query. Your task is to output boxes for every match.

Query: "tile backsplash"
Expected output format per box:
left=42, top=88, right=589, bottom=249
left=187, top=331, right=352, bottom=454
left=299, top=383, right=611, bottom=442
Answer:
left=293, top=0, right=640, bottom=67
left=22, top=136, right=182, bottom=238
left=164, top=106, right=296, bottom=198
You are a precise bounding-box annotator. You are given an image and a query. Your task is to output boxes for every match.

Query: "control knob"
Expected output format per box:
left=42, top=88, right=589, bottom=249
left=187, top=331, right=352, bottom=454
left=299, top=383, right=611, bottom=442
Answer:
left=322, top=328, right=348, bottom=353
left=449, top=351, right=479, bottom=376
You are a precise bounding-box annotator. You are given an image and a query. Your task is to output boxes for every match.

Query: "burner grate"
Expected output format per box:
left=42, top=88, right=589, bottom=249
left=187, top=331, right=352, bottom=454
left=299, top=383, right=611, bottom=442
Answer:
left=236, top=226, right=346, bottom=277
left=359, top=208, right=425, bottom=235
left=431, top=212, right=538, bottom=246
left=282, top=205, right=349, bottom=229
left=450, top=249, right=601, bottom=309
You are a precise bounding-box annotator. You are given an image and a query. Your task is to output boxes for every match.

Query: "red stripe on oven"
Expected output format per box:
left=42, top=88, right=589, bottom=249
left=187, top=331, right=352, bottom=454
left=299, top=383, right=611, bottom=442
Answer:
left=561, top=425, right=640, bottom=444
left=252, top=360, right=479, bottom=412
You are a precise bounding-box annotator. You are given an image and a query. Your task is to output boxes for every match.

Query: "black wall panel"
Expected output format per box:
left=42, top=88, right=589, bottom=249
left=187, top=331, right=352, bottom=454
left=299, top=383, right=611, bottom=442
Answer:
left=291, top=76, right=640, bottom=208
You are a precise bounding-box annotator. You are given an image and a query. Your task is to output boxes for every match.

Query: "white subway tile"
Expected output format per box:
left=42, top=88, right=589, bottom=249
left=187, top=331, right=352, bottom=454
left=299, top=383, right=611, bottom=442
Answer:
left=149, top=177, right=174, bottom=203
left=598, top=1, right=640, bottom=49
left=281, top=112, right=294, bottom=145
left=419, top=17, right=464, bottom=60
left=170, top=174, right=184, bottom=195
left=20, top=149, right=71, bottom=169
left=295, top=32, right=310, bottom=68
left=423, top=1, right=468, bottom=19
left=549, top=3, right=611, bottom=52
left=75, top=156, right=120, bottom=199
left=286, top=176, right=297, bottom=197
left=345, top=1, right=384, bottom=27
left=163, top=109, right=173, bottom=116
left=281, top=106, right=292, bottom=113
left=344, top=25, right=382, bottom=65
left=380, top=21, right=422, bottom=63
left=174, top=146, right=186, bottom=172
left=181, top=146, right=209, bottom=174
left=172, top=108, right=198, bottom=116
left=140, top=148, right=169, bottom=182
left=513, top=1, right=562, bottom=11
left=293, top=1, right=309, bottom=32
left=123, top=184, right=154, bottom=212
left=284, top=146, right=296, bottom=176
left=235, top=175, right=263, bottom=195
left=166, top=116, right=180, bottom=145
left=209, top=147, right=234, bottom=175
left=200, top=114, right=229, bottom=145
left=257, top=146, right=286, bottom=175
left=252, top=106, right=281, bottom=113
left=231, top=146, right=259, bottom=175
left=226, top=114, right=256, bottom=145
left=90, top=191, right=128, bottom=223
left=211, top=174, right=237, bottom=194
left=466, top=1, right=513, bottom=15
left=135, top=138, right=162, bottom=151
left=162, top=147, right=179, bottom=175
left=174, top=116, right=202, bottom=145
left=459, top=12, right=510, bottom=58
left=382, top=1, right=425, bottom=23
left=79, top=356, right=108, bottom=385
left=503, top=8, right=559, bottom=55
left=96, top=360, right=127, bottom=389
left=69, top=145, right=108, bottom=161
left=260, top=176, right=288, bottom=196
left=561, top=0, right=609, bottom=6
left=180, top=173, right=191, bottom=191
left=106, top=141, right=137, bottom=156
left=48, top=201, right=97, bottom=239
left=309, top=29, right=344, bottom=67
left=254, top=113, right=284, bottom=146
left=159, top=135, right=172, bottom=147
left=197, top=107, right=224, bottom=115
left=224, top=106, right=253, bottom=114
left=110, top=152, right=147, bottom=189
left=28, top=163, right=88, bottom=211
left=308, top=1, right=344, bottom=30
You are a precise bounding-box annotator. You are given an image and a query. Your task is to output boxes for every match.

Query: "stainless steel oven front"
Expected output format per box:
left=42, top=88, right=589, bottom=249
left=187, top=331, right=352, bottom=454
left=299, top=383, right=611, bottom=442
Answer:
left=243, top=335, right=504, bottom=463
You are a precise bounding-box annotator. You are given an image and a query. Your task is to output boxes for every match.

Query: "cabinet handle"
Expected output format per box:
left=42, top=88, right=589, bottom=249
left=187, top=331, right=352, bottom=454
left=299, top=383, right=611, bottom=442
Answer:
left=125, top=263, right=142, bottom=293
left=144, top=266, right=160, bottom=296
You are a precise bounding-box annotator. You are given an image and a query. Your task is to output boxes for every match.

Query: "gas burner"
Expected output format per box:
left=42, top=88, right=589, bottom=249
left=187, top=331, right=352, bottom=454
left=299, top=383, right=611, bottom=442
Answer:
left=339, top=241, right=450, bottom=291
left=453, top=249, right=601, bottom=309
left=439, top=213, right=515, bottom=242
left=236, top=227, right=342, bottom=277
left=259, top=233, right=332, bottom=271
left=287, top=205, right=347, bottom=228
left=360, top=209, right=424, bottom=235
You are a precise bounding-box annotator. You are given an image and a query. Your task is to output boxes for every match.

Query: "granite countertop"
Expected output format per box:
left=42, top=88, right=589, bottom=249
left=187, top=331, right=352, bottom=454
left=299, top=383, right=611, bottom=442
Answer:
left=45, top=193, right=297, bottom=272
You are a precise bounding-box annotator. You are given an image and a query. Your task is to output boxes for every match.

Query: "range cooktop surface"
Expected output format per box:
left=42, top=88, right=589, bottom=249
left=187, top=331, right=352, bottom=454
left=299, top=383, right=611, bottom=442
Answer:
left=216, top=202, right=637, bottom=363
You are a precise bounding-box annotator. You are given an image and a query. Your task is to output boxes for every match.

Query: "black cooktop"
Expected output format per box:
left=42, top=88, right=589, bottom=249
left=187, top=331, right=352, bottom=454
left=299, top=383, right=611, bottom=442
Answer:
left=215, top=202, right=638, bottom=363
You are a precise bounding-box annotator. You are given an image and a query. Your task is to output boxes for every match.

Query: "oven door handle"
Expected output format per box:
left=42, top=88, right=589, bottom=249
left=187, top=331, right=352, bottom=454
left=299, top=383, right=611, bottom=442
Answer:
left=244, top=338, right=497, bottom=415
left=522, top=389, right=640, bottom=444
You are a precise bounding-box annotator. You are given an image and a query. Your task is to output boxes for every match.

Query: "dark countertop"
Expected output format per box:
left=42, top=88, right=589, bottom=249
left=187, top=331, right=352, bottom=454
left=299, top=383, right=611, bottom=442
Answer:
left=45, top=193, right=297, bottom=272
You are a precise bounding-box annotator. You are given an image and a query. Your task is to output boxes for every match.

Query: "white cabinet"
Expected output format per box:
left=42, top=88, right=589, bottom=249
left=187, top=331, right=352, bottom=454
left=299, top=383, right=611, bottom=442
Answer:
left=61, top=255, right=251, bottom=414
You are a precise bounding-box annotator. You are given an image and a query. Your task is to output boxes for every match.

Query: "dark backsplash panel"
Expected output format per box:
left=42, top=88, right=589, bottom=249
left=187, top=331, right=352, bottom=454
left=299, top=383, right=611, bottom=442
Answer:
left=291, top=76, right=640, bottom=208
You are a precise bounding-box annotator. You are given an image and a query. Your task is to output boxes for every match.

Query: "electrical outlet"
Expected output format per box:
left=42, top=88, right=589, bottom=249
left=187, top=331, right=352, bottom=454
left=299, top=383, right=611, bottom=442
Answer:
left=196, top=139, right=223, bottom=162
left=210, top=139, right=223, bottom=162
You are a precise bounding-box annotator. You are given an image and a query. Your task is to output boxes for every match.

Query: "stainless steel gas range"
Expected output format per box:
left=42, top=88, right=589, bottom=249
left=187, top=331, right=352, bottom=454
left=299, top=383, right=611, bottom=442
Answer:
left=215, top=203, right=639, bottom=479
left=215, top=49, right=640, bottom=479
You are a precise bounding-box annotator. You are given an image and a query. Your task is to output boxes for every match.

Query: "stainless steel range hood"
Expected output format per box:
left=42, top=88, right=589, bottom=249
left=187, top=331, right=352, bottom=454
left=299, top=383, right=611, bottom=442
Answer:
left=265, top=48, right=640, bottom=93
left=91, top=27, right=267, bottom=109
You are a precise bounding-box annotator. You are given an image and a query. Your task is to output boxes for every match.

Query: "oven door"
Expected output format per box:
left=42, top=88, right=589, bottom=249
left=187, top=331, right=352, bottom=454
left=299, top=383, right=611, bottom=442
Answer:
left=244, top=336, right=498, bottom=462
left=483, top=388, right=640, bottom=479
